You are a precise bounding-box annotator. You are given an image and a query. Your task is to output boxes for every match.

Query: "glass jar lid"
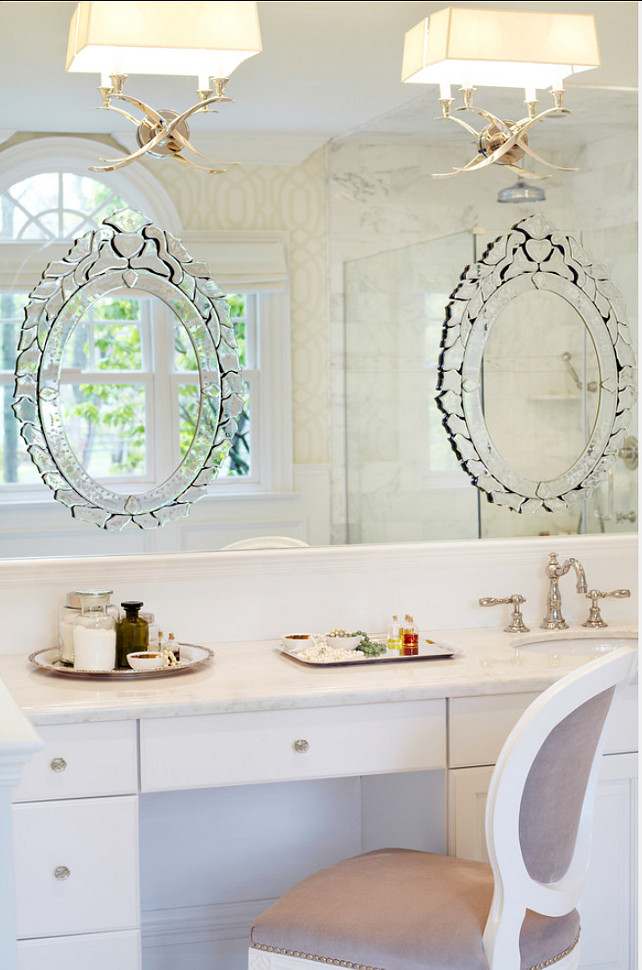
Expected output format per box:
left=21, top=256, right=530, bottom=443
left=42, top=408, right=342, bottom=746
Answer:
left=74, top=590, right=113, bottom=609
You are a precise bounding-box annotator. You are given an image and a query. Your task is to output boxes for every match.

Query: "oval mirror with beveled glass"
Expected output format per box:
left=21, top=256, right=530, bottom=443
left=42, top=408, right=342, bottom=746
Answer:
left=436, top=214, right=636, bottom=514
left=13, top=209, right=243, bottom=531
left=483, top=289, right=601, bottom=483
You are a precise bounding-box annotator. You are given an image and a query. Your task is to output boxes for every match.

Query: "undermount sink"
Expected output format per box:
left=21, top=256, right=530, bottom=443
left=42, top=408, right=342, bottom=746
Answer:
left=512, top=633, right=637, bottom=657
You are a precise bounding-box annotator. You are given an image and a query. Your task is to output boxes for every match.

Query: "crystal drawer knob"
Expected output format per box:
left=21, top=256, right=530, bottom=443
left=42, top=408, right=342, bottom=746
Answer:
left=50, top=757, right=68, bottom=773
left=54, top=866, right=71, bottom=881
left=293, top=739, right=310, bottom=754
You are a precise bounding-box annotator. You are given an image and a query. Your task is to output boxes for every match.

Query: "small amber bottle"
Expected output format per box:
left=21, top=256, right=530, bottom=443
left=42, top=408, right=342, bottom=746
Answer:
left=402, top=615, right=419, bottom=656
left=116, top=601, right=149, bottom=668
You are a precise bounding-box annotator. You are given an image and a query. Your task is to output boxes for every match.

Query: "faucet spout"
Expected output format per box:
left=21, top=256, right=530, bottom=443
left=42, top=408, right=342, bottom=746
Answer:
left=541, top=552, right=587, bottom=630
left=568, top=557, right=587, bottom=594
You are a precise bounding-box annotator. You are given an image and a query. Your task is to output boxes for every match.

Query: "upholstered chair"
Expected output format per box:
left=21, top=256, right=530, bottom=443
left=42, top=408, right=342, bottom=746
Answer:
left=248, top=647, right=637, bottom=970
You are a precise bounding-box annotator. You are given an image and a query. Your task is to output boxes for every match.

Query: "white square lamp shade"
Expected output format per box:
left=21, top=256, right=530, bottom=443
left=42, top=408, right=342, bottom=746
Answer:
left=401, top=7, right=600, bottom=93
left=66, top=1, right=262, bottom=80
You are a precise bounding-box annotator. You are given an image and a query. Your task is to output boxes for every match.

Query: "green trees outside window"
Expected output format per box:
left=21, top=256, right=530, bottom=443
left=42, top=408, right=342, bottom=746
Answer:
left=0, top=172, right=255, bottom=489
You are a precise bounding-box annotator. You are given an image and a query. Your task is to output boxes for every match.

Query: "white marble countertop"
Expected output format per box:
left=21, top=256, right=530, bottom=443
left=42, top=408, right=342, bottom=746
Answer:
left=0, top=626, right=636, bottom=726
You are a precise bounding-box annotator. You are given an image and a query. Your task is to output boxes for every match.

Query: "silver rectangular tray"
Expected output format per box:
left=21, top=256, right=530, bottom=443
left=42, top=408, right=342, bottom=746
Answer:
left=281, top=639, right=455, bottom=667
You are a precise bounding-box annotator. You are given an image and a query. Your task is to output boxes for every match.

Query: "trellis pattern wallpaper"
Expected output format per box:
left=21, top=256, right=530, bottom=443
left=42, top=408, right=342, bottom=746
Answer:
left=153, top=151, right=329, bottom=467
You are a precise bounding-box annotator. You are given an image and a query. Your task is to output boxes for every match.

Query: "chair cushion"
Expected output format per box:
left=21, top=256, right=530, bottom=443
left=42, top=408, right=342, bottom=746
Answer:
left=251, top=849, right=580, bottom=970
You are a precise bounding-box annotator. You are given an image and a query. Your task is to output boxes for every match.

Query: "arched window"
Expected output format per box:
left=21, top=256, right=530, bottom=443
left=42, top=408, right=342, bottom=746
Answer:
left=1, top=171, right=127, bottom=240
left=0, top=139, right=285, bottom=508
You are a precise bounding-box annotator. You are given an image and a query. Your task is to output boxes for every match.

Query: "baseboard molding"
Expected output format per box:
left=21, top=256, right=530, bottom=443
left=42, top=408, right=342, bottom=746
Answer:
left=142, top=898, right=278, bottom=949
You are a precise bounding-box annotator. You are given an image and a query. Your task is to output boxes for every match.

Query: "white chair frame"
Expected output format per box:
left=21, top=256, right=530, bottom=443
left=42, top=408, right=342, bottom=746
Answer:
left=249, top=648, right=637, bottom=970
left=483, top=647, right=636, bottom=970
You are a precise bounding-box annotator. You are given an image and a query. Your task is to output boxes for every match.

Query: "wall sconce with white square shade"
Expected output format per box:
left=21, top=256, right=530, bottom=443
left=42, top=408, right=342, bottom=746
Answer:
left=66, top=1, right=262, bottom=173
left=401, top=7, right=599, bottom=179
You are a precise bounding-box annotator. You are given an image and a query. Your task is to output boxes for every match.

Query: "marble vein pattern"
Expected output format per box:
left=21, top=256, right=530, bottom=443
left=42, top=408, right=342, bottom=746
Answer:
left=0, top=627, right=636, bottom=727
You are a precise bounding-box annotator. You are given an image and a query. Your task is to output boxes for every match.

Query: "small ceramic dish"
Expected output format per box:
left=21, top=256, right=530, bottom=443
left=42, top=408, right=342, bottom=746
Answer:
left=127, top=651, right=164, bottom=671
left=281, top=634, right=315, bottom=649
left=326, top=634, right=362, bottom=651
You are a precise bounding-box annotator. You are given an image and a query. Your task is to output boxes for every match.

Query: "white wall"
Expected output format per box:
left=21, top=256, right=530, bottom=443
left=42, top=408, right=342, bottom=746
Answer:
left=0, top=533, right=635, bottom=656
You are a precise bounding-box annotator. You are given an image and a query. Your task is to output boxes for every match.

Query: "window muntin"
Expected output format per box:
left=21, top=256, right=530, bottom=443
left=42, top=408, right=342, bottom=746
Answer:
left=0, top=170, right=272, bottom=496
left=0, top=292, right=39, bottom=484
left=1, top=173, right=127, bottom=241
left=0, top=288, right=257, bottom=488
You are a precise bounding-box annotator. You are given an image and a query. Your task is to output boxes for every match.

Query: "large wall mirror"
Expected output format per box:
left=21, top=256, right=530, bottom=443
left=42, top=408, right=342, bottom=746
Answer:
left=0, top=82, right=637, bottom=557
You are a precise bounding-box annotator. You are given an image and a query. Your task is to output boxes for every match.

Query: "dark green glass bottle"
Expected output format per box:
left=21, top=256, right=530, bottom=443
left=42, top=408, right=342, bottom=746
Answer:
left=116, top=601, right=149, bottom=668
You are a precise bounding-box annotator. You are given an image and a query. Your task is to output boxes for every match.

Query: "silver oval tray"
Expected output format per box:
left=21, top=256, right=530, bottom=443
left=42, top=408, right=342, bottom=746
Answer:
left=28, top=643, right=214, bottom=679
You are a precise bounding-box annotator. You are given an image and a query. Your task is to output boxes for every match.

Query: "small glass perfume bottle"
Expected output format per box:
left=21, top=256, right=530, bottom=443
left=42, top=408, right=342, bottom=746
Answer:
left=387, top=614, right=402, bottom=653
left=166, top=632, right=181, bottom=662
left=402, top=615, right=419, bottom=656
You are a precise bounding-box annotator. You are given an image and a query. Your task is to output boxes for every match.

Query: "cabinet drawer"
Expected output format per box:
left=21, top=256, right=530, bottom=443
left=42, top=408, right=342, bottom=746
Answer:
left=602, top=684, right=638, bottom=754
left=13, top=796, right=140, bottom=939
left=140, top=700, right=446, bottom=792
left=13, top=720, right=138, bottom=802
left=18, top=930, right=141, bottom=970
left=449, top=683, right=639, bottom=770
left=448, top=693, right=538, bottom=768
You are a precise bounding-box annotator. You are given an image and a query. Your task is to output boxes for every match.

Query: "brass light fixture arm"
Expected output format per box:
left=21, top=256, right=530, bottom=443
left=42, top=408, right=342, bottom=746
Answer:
left=93, top=103, right=142, bottom=128
left=90, top=76, right=236, bottom=174
left=435, top=114, right=481, bottom=138
left=517, top=138, right=578, bottom=173
left=172, top=154, right=226, bottom=175
left=167, top=128, right=231, bottom=165
left=456, top=103, right=511, bottom=133
left=433, top=94, right=577, bottom=180
left=92, top=129, right=185, bottom=171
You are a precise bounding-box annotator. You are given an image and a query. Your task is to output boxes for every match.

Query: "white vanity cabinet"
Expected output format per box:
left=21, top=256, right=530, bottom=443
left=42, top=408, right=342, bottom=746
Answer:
left=12, top=721, right=141, bottom=970
left=1, top=633, right=636, bottom=970
left=139, top=700, right=447, bottom=791
left=447, top=687, right=639, bottom=970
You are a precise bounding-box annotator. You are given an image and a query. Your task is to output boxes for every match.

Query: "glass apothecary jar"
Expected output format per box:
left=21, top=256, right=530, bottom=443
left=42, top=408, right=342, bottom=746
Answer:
left=72, top=590, right=117, bottom=671
left=60, top=591, right=117, bottom=665
left=58, top=593, right=81, bottom=665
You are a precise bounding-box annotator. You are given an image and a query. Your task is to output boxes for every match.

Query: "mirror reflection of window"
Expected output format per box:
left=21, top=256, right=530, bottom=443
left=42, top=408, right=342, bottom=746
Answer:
left=1, top=172, right=127, bottom=241
left=0, top=293, right=40, bottom=484
left=0, top=172, right=257, bottom=491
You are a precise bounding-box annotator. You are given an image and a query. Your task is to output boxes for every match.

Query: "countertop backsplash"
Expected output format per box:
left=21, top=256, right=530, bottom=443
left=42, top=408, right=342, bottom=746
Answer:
left=0, top=534, right=636, bottom=656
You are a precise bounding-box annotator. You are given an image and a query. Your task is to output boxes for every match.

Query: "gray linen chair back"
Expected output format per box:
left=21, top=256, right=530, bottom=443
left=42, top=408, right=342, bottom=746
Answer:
left=518, top=686, right=615, bottom=883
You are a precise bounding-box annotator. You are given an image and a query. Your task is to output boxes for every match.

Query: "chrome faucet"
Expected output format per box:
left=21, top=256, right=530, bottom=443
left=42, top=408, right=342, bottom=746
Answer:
left=541, top=552, right=588, bottom=630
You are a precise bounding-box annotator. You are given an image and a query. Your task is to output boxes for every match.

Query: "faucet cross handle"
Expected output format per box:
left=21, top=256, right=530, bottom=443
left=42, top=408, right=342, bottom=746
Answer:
left=479, top=594, right=529, bottom=633
left=582, top=588, right=631, bottom=629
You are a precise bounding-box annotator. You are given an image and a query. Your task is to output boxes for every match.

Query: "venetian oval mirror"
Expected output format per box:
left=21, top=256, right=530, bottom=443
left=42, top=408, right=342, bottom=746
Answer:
left=436, top=214, right=636, bottom=514
left=13, top=209, right=243, bottom=531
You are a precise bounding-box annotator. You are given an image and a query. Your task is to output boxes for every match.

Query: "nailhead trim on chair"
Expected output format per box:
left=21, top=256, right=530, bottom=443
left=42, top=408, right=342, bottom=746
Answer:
left=250, top=944, right=383, bottom=969
left=526, top=927, right=581, bottom=970
left=251, top=926, right=580, bottom=970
